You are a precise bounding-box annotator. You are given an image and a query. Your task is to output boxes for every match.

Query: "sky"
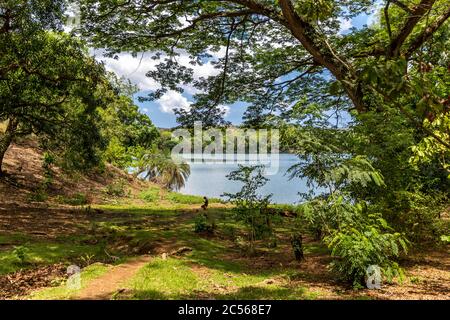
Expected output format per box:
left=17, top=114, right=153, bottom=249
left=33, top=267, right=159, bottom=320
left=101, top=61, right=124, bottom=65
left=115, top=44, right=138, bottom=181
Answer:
left=92, top=9, right=379, bottom=128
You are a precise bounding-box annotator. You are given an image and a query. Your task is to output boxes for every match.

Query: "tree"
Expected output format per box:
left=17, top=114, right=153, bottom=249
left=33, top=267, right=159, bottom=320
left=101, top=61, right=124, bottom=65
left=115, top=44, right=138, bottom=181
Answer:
left=99, top=75, right=160, bottom=168
left=0, top=1, right=108, bottom=173
left=79, top=0, right=449, bottom=142
left=223, top=165, right=273, bottom=253
left=134, top=150, right=191, bottom=190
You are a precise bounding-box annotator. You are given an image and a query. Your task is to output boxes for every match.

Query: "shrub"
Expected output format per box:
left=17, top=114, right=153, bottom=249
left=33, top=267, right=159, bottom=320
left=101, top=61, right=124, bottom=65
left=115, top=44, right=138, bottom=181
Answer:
left=194, top=212, right=216, bottom=233
left=13, top=246, right=30, bottom=265
left=380, top=190, right=449, bottom=243
left=301, top=194, right=409, bottom=287
left=28, top=187, right=48, bottom=202
left=57, top=193, right=88, bottom=206
left=139, top=187, right=160, bottom=202
left=324, top=214, right=408, bottom=288
left=222, top=165, right=273, bottom=252
left=105, top=180, right=127, bottom=197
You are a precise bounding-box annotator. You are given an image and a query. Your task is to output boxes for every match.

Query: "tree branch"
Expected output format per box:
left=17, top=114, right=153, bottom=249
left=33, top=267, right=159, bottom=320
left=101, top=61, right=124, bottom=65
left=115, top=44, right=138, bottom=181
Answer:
left=388, top=0, right=436, bottom=57
left=390, top=0, right=414, bottom=14
left=405, top=5, right=450, bottom=57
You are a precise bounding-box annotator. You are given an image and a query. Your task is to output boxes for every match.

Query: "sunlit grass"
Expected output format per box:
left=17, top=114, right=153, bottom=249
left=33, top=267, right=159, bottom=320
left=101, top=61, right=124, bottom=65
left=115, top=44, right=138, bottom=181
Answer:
left=126, top=255, right=318, bottom=300
left=0, top=238, right=102, bottom=275
left=29, top=263, right=111, bottom=300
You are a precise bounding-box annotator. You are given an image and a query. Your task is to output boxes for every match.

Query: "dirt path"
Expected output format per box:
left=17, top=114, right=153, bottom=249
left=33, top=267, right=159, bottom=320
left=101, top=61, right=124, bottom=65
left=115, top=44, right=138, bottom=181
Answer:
left=75, top=255, right=152, bottom=300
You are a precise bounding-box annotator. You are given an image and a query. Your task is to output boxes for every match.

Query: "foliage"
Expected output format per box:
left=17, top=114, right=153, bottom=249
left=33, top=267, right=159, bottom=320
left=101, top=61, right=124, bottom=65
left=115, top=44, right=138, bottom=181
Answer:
left=194, top=212, right=216, bottom=234
left=0, top=10, right=109, bottom=172
left=139, top=187, right=161, bottom=203
left=441, top=235, right=450, bottom=243
left=56, top=193, right=88, bottom=206
left=28, top=187, right=48, bottom=203
left=223, top=165, right=273, bottom=252
left=105, top=180, right=127, bottom=197
left=41, top=152, right=55, bottom=190
left=12, top=245, right=30, bottom=265
left=99, top=75, right=160, bottom=169
left=134, top=151, right=191, bottom=191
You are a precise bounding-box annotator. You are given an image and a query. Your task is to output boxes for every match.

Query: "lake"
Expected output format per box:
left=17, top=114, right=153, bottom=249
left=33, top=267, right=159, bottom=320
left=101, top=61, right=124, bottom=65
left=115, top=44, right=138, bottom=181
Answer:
left=179, top=153, right=308, bottom=204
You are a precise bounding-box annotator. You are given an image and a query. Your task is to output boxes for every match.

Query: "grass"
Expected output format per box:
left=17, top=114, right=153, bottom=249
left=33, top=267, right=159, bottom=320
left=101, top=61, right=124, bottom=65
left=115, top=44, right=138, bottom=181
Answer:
left=0, top=238, right=103, bottom=275
left=56, top=193, right=88, bottom=206
left=139, top=187, right=161, bottom=202
left=166, top=192, right=221, bottom=204
left=94, top=204, right=183, bottom=215
left=0, top=196, right=327, bottom=300
left=127, top=255, right=317, bottom=300
left=29, top=263, right=111, bottom=300
left=166, top=192, right=205, bottom=204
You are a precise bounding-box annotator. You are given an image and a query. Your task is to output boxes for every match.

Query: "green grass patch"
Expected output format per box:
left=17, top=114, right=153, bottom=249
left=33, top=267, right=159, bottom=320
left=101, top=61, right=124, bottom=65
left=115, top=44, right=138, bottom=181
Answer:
left=139, top=187, right=161, bottom=203
left=166, top=192, right=205, bottom=204
left=29, top=263, right=111, bottom=300
left=165, top=192, right=221, bottom=205
left=94, top=204, right=181, bottom=216
left=0, top=241, right=102, bottom=275
left=130, top=258, right=202, bottom=299
left=56, top=193, right=88, bottom=206
left=127, top=254, right=317, bottom=300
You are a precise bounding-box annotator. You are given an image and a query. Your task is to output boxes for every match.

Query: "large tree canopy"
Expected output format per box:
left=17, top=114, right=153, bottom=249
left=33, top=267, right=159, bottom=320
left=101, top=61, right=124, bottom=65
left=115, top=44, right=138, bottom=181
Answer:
left=79, top=0, right=449, bottom=130
left=0, top=0, right=111, bottom=172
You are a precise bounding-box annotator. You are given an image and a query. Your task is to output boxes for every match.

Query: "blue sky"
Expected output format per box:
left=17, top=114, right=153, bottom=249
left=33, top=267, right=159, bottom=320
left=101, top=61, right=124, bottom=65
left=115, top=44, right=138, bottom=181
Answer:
left=96, top=9, right=378, bottom=128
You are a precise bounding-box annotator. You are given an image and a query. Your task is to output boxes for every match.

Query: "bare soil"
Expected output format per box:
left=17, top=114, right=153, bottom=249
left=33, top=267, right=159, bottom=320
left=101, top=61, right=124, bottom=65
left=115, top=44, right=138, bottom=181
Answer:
left=75, top=255, right=152, bottom=300
left=0, top=140, right=449, bottom=300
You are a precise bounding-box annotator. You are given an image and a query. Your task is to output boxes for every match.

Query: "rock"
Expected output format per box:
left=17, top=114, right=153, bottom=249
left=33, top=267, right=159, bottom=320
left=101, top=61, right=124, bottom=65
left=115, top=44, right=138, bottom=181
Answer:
left=263, top=279, right=275, bottom=285
left=161, top=253, right=168, bottom=260
left=170, top=246, right=193, bottom=256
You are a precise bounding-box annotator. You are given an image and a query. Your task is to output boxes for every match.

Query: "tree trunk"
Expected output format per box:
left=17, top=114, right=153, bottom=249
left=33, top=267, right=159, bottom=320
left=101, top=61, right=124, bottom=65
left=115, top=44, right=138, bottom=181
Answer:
left=278, top=0, right=369, bottom=113
left=0, top=118, right=18, bottom=175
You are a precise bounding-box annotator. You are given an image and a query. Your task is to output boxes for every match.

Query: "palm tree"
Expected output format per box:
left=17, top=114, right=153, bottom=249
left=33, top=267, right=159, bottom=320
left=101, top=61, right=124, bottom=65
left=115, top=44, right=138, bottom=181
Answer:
left=159, top=160, right=190, bottom=191
left=135, top=151, right=190, bottom=191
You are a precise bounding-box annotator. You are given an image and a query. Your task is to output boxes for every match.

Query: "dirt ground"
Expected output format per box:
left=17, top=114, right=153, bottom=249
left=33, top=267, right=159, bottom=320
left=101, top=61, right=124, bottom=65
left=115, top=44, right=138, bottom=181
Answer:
left=0, top=139, right=148, bottom=206
left=0, top=205, right=448, bottom=300
left=0, top=140, right=449, bottom=300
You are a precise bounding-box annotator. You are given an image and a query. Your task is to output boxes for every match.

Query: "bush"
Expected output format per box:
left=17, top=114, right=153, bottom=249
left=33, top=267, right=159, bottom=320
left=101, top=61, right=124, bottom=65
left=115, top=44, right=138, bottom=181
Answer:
left=28, top=187, right=48, bottom=202
left=105, top=180, right=127, bottom=197
left=324, top=215, right=408, bottom=288
left=13, top=246, right=30, bottom=265
left=223, top=165, right=273, bottom=251
left=194, top=213, right=216, bottom=233
left=140, top=187, right=160, bottom=202
left=301, top=195, right=409, bottom=287
left=380, top=191, right=448, bottom=243
left=56, top=193, right=88, bottom=206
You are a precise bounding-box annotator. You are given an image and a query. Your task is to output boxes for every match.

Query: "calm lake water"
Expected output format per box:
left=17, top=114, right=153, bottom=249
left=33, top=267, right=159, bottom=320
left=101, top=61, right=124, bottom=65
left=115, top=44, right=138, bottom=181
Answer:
left=179, top=153, right=308, bottom=204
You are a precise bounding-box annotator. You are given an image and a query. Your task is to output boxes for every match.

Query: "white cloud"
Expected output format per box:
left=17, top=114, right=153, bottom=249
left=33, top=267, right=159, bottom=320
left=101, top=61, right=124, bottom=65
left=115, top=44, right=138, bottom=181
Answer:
left=92, top=49, right=225, bottom=104
left=367, top=0, right=384, bottom=26
left=219, top=105, right=231, bottom=117
left=92, top=51, right=160, bottom=91
left=338, top=18, right=353, bottom=34
left=155, top=91, right=230, bottom=117
left=91, top=48, right=234, bottom=116
left=157, top=90, right=191, bottom=113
